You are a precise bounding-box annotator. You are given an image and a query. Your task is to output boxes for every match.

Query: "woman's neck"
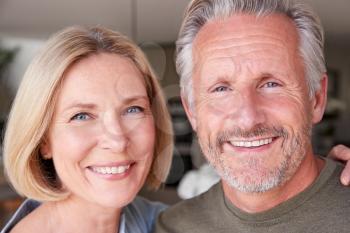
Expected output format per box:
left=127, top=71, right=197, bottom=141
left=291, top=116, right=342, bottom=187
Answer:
left=45, top=196, right=122, bottom=233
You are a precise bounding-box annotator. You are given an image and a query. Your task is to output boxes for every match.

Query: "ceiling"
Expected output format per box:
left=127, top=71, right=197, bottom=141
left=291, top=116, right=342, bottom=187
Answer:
left=0, top=0, right=349, bottom=45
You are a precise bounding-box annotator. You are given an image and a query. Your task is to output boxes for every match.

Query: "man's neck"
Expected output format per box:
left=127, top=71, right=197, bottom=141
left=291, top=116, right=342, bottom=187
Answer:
left=222, top=154, right=325, bottom=213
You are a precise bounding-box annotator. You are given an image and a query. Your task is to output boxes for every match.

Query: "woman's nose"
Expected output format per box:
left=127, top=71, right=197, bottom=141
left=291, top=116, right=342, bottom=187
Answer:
left=99, top=112, right=128, bottom=152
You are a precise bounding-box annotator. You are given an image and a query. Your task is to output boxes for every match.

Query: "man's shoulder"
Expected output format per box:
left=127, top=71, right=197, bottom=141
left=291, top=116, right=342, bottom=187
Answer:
left=155, top=182, right=222, bottom=233
left=317, top=160, right=350, bottom=203
left=159, top=195, right=203, bottom=222
left=163, top=182, right=220, bottom=216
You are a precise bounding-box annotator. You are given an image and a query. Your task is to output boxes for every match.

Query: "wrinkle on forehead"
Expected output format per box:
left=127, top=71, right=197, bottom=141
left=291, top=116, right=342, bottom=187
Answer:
left=194, top=13, right=297, bottom=45
left=192, top=13, right=303, bottom=84
left=192, top=13, right=299, bottom=67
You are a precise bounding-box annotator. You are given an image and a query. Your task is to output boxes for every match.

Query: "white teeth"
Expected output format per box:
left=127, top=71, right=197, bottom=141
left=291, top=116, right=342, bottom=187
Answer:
left=91, top=165, right=130, bottom=175
left=230, top=138, right=273, bottom=148
left=117, top=166, right=128, bottom=173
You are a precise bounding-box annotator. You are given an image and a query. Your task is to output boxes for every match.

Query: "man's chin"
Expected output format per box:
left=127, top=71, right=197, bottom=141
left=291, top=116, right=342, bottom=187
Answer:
left=221, top=170, right=283, bottom=193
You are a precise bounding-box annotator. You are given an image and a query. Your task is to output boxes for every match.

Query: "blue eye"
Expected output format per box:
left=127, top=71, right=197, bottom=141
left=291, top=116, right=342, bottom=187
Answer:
left=71, top=112, right=91, bottom=121
left=213, top=86, right=231, bottom=92
left=126, top=106, right=144, bottom=114
left=263, top=82, right=280, bottom=88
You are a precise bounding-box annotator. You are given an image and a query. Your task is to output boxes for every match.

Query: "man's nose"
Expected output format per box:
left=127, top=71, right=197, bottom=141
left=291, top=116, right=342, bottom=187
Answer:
left=229, top=90, right=266, bottom=131
left=99, top=112, right=128, bottom=152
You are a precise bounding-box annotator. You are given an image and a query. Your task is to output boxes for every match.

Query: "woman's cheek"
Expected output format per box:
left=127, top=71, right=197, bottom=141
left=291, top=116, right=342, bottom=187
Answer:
left=128, top=117, right=155, bottom=160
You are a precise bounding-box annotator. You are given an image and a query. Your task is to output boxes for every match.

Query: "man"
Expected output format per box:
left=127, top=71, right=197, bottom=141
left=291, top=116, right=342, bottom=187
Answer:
left=155, top=0, right=350, bottom=232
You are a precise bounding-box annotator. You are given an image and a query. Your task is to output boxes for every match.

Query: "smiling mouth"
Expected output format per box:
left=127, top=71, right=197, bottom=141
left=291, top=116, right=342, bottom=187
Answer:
left=89, top=164, right=132, bottom=175
left=229, top=137, right=275, bottom=148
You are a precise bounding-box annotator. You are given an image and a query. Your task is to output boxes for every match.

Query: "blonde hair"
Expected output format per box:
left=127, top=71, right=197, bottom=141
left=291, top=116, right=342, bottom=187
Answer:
left=3, top=26, right=173, bottom=201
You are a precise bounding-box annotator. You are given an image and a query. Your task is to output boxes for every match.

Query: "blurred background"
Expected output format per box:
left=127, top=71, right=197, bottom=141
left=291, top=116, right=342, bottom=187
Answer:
left=0, top=0, right=349, bottom=227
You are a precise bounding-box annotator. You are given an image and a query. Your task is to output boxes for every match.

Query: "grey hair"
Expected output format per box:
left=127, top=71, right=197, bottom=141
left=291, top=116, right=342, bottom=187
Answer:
left=176, top=0, right=326, bottom=108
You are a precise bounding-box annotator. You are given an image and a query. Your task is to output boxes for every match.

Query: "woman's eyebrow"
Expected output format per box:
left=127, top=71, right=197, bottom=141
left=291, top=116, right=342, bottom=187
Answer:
left=61, top=95, right=149, bottom=112
left=61, top=103, right=97, bottom=113
left=122, top=95, right=149, bottom=104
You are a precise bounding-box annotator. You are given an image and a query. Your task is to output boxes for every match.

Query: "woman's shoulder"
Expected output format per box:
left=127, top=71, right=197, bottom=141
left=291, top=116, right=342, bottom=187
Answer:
left=2, top=197, right=168, bottom=233
left=122, top=196, right=167, bottom=233
left=1, top=199, right=41, bottom=233
left=128, top=196, right=167, bottom=213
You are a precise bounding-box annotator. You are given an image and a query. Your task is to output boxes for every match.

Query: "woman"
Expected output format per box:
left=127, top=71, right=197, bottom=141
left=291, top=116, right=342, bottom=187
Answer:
left=1, top=26, right=173, bottom=233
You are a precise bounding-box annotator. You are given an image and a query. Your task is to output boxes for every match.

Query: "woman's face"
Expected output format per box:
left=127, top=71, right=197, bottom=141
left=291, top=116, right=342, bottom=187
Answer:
left=42, top=53, right=155, bottom=208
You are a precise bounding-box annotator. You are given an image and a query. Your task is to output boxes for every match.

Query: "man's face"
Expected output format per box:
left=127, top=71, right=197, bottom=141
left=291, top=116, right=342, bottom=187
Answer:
left=186, top=14, right=326, bottom=193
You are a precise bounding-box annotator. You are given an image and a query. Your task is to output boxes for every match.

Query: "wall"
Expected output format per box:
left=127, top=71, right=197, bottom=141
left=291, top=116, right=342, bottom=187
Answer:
left=325, top=41, right=350, bottom=144
left=1, top=36, right=44, bottom=95
left=1, top=38, right=181, bottom=97
left=142, top=43, right=181, bottom=99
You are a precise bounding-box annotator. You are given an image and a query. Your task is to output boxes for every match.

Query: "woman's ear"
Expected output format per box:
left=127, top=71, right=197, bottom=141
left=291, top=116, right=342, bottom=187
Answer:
left=40, top=138, right=52, bottom=159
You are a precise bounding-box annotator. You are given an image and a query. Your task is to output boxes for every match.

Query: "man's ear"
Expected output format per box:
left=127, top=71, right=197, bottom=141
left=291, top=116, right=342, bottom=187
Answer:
left=312, top=75, right=328, bottom=124
left=181, top=94, right=197, bottom=132
left=40, top=138, right=52, bottom=159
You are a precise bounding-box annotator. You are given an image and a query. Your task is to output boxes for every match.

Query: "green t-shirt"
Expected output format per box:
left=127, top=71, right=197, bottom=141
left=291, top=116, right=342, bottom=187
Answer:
left=155, top=158, right=350, bottom=233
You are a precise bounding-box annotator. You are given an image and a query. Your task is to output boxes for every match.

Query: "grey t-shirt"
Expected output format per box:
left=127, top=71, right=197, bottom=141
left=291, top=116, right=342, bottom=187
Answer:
left=155, top=158, right=350, bottom=233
